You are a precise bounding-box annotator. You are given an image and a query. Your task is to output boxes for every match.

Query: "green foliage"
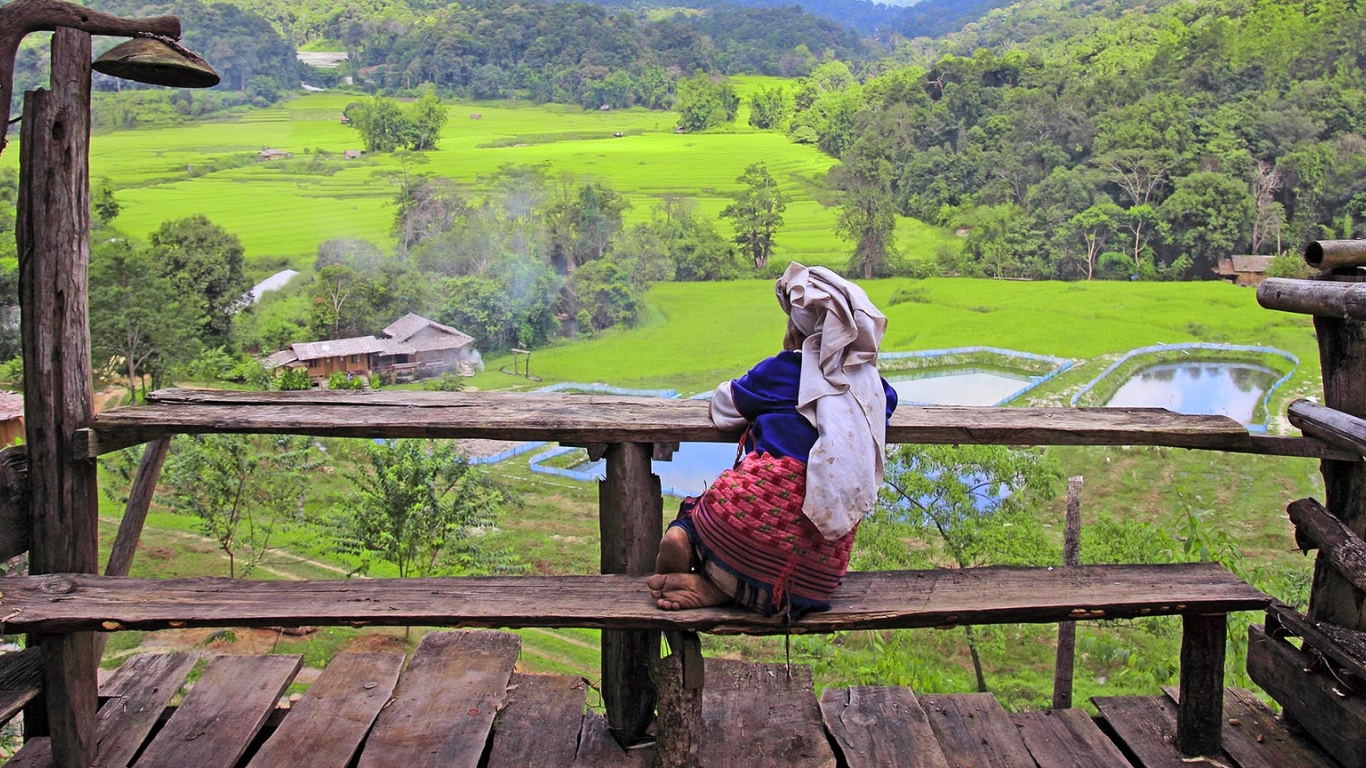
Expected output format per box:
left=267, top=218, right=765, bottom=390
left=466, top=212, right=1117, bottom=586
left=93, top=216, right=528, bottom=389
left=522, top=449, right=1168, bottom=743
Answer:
left=620, top=197, right=739, bottom=282
left=148, top=215, right=251, bottom=349
left=328, top=371, right=365, bottom=390
left=548, top=182, right=632, bottom=271
left=277, top=367, right=312, bottom=390
left=89, top=238, right=203, bottom=397
left=748, top=85, right=792, bottom=130
left=334, top=439, right=515, bottom=578
left=92, top=177, right=120, bottom=226
left=424, top=373, right=465, bottom=392
left=675, top=73, right=740, bottom=132
left=1265, top=252, right=1313, bottom=279
left=163, top=433, right=317, bottom=578
left=568, top=258, right=641, bottom=332
left=344, top=92, right=450, bottom=154
left=721, top=163, right=788, bottom=270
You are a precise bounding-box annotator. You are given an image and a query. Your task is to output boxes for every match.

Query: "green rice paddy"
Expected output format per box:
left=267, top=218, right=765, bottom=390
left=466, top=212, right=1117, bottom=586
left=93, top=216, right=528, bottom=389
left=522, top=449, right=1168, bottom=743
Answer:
left=2, top=81, right=958, bottom=272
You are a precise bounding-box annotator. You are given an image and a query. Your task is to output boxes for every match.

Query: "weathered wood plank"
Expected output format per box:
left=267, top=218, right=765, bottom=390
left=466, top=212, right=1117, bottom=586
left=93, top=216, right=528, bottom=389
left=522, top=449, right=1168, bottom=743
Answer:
left=654, top=639, right=703, bottom=768
left=1092, top=696, right=1187, bottom=768
left=0, top=648, right=43, bottom=726
left=245, top=652, right=404, bottom=768
left=600, top=441, right=660, bottom=745
left=90, top=653, right=197, bottom=768
left=1162, top=686, right=1338, bottom=768
left=485, top=673, right=587, bottom=768
left=920, top=693, right=1034, bottom=768
left=700, top=660, right=835, bottom=767
left=79, top=390, right=1353, bottom=459
left=357, top=631, right=519, bottom=768
left=1054, top=476, right=1083, bottom=711
left=1309, top=313, right=1366, bottom=630
left=572, top=712, right=649, bottom=768
left=819, top=686, right=949, bottom=768
left=1288, top=497, right=1366, bottom=595
left=1010, top=709, right=1132, bottom=768
left=1259, top=277, right=1366, bottom=318
left=1267, top=601, right=1366, bottom=683
left=0, top=564, right=1268, bottom=635
left=1246, top=623, right=1366, bottom=767
left=133, top=654, right=302, bottom=768
left=1175, top=613, right=1225, bottom=756
left=19, top=27, right=100, bottom=765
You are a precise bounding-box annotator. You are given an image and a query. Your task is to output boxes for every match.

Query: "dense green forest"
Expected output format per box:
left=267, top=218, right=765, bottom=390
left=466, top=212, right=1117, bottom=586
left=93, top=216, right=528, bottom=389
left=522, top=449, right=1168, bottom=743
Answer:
left=794, top=0, right=1366, bottom=279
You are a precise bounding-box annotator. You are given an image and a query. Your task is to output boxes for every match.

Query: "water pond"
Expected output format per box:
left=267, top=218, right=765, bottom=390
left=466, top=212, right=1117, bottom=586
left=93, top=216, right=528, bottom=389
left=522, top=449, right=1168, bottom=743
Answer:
left=565, top=368, right=1036, bottom=495
left=1104, top=362, right=1279, bottom=424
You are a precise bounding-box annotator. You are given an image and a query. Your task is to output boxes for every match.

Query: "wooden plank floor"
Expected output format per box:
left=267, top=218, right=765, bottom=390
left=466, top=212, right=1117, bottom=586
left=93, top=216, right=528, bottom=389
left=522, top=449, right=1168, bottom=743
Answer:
left=2, top=631, right=1340, bottom=768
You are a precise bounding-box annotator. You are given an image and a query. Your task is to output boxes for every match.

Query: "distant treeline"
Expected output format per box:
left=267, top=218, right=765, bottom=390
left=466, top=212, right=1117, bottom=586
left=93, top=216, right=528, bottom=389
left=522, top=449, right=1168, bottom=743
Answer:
left=789, top=0, right=1366, bottom=280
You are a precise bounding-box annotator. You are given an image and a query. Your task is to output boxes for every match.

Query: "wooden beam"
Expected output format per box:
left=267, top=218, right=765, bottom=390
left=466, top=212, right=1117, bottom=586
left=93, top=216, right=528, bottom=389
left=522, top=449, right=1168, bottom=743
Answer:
left=1174, top=613, right=1226, bottom=756
left=1052, top=476, right=1082, bottom=711
left=1289, top=399, right=1366, bottom=457
left=0, top=648, right=43, bottom=726
left=1248, top=624, right=1366, bottom=767
left=79, top=389, right=1356, bottom=459
left=1287, top=498, right=1366, bottom=596
left=0, top=564, right=1267, bottom=635
left=598, top=442, right=660, bottom=746
left=1267, top=602, right=1366, bottom=684
left=18, top=28, right=99, bottom=767
left=1309, top=311, right=1366, bottom=631
left=1258, top=277, right=1366, bottom=319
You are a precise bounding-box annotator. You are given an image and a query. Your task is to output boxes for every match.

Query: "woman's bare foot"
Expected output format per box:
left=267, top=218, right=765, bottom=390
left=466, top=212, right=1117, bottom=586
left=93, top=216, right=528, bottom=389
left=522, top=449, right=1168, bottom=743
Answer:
left=655, top=526, right=693, bottom=574
left=646, top=573, right=730, bottom=610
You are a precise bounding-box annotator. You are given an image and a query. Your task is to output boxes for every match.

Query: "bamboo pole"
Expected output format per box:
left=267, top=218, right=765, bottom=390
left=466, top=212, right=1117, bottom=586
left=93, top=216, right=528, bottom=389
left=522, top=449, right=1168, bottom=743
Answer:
left=1305, top=240, right=1366, bottom=271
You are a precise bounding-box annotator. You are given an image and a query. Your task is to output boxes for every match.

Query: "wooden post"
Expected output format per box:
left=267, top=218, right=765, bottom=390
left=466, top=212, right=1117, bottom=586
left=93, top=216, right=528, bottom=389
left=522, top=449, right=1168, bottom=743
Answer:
left=1175, top=613, right=1226, bottom=756
left=1052, top=475, right=1082, bottom=710
left=599, top=442, right=662, bottom=745
left=17, top=26, right=99, bottom=767
left=653, top=632, right=703, bottom=768
left=1310, top=311, right=1366, bottom=631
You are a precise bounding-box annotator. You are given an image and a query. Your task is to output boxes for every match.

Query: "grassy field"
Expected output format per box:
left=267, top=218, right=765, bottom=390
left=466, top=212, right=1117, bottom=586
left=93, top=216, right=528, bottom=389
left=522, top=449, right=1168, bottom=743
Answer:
left=1, top=83, right=958, bottom=275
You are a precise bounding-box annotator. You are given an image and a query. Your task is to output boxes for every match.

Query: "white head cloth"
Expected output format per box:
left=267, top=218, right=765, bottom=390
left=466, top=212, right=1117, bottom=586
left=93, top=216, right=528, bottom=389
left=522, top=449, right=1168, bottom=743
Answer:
left=775, top=262, right=888, bottom=541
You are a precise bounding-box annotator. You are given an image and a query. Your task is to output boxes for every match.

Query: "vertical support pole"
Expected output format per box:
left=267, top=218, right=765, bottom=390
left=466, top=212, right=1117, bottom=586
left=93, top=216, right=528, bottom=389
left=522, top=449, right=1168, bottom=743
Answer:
left=654, top=631, right=703, bottom=768
left=1309, top=313, right=1366, bottom=630
left=1175, top=613, right=1226, bottom=757
left=16, top=26, right=98, bottom=768
left=599, top=441, right=662, bottom=746
left=1052, top=475, right=1082, bottom=710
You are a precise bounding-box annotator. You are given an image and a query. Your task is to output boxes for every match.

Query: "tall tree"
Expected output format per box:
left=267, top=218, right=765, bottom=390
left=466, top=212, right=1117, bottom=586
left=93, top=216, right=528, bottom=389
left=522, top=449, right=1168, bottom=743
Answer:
left=148, top=215, right=251, bottom=347
left=833, top=152, right=898, bottom=279
left=674, top=73, right=739, bottom=132
left=721, top=164, right=788, bottom=270
left=748, top=85, right=792, bottom=130
left=89, top=239, right=203, bottom=398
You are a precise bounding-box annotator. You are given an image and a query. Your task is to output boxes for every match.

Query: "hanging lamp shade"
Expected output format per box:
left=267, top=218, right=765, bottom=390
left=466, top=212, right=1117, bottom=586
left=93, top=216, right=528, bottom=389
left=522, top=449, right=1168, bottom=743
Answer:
left=93, top=37, right=219, bottom=88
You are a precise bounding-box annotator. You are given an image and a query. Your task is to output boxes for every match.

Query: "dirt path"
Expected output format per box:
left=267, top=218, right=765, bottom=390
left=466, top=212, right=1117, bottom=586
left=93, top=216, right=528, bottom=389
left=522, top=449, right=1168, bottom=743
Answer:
left=100, top=517, right=356, bottom=580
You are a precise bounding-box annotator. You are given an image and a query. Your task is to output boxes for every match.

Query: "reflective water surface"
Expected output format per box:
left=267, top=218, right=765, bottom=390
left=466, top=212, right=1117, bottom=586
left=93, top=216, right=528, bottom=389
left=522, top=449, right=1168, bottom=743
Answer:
left=1104, top=362, right=1278, bottom=424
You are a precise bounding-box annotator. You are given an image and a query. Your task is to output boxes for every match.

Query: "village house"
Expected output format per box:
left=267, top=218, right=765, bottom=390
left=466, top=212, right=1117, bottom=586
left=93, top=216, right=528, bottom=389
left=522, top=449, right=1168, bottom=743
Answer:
left=1214, top=254, right=1274, bottom=287
left=257, top=148, right=292, bottom=161
left=265, top=313, right=478, bottom=385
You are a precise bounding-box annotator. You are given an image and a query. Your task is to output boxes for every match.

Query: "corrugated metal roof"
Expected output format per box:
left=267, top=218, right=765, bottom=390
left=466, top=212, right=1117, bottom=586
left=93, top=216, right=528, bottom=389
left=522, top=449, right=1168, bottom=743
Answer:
left=374, top=338, right=416, bottom=356
left=383, top=313, right=474, bottom=352
left=263, top=349, right=300, bottom=369
left=1231, top=255, right=1272, bottom=273
left=291, top=336, right=385, bottom=361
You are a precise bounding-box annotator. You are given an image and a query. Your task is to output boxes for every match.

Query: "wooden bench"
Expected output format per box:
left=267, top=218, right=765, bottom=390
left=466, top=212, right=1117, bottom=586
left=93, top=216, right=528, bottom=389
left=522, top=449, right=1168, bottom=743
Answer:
left=0, top=562, right=1266, bottom=758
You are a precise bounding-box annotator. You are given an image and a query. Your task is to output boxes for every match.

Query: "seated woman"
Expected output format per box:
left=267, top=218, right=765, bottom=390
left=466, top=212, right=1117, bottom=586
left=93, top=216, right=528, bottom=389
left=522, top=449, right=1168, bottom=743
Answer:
left=647, top=262, right=898, bottom=618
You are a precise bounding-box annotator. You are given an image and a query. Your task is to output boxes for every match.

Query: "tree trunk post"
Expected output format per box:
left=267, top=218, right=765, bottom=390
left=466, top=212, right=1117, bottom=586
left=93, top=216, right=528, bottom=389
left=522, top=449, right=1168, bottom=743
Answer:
left=599, top=441, right=662, bottom=746
left=1052, top=475, right=1082, bottom=710
left=17, top=26, right=99, bottom=767
left=1309, top=311, right=1366, bottom=630
left=1175, top=612, right=1226, bottom=756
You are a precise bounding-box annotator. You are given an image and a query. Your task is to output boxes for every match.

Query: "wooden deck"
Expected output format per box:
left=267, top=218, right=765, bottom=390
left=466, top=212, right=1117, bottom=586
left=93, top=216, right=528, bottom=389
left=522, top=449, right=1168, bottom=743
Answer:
left=3, top=630, right=1339, bottom=768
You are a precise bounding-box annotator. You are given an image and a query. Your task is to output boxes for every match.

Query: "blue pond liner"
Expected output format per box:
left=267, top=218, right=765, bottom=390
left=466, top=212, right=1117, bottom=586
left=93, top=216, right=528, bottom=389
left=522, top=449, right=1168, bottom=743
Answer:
left=1069, top=342, right=1299, bottom=432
